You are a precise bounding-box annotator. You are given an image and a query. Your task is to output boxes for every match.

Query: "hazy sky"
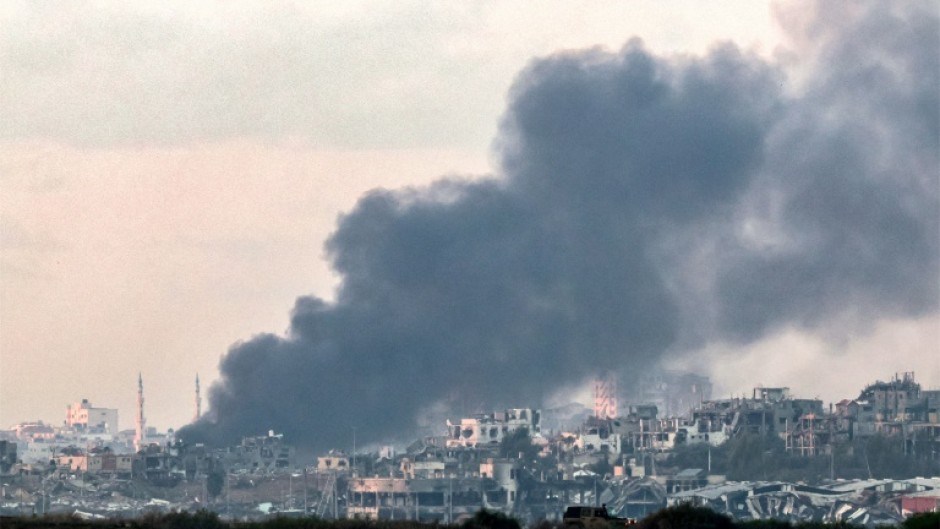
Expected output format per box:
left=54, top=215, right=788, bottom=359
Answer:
left=2, top=1, right=937, bottom=438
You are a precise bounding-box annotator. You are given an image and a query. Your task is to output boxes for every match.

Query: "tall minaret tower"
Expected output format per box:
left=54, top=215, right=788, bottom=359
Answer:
left=194, top=373, right=202, bottom=422
left=135, top=373, right=146, bottom=452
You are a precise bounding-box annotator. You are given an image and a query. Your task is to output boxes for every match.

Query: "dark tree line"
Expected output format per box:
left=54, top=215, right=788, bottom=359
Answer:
left=2, top=508, right=936, bottom=529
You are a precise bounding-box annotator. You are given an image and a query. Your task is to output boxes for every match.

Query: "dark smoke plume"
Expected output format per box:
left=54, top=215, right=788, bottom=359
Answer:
left=179, top=1, right=938, bottom=450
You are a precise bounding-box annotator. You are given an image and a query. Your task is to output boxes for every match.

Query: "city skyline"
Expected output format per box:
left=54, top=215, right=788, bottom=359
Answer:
left=7, top=365, right=938, bottom=437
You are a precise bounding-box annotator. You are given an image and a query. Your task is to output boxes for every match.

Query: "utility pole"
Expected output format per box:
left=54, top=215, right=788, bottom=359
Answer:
left=830, top=448, right=834, bottom=481
left=332, top=477, right=337, bottom=519
left=901, top=420, right=908, bottom=456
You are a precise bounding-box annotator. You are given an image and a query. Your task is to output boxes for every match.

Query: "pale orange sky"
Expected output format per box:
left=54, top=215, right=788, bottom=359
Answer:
left=2, top=1, right=937, bottom=432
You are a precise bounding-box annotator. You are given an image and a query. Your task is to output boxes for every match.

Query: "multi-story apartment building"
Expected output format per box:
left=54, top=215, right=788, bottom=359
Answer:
left=66, top=399, right=119, bottom=434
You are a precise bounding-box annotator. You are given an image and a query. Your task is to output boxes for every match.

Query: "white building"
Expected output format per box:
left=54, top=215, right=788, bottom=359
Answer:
left=66, top=399, right=119, bottom=434
left=21, top=441, right=57, bottom=464
left=446, top=408, right=540, bottom=448
left=317, top=450, right=350, bottom=471
left=480, top=458, right=521, bottom=507
left=400, top=458, right=446, bottom=479
left=678, top=419, right=730, bottom=447
left=578, top=425, right=622, bottom=455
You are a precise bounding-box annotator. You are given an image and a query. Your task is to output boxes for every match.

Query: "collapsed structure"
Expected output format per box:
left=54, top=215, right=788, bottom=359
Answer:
left=446, top=409, right=541, bottom=449
left=2, top=371, right=938, bottom=524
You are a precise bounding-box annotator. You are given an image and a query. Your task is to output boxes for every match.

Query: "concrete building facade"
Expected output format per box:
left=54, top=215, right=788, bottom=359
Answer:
left=66, top=399, right=118, bottom=434
left=446, top=408, right=540, bottom=448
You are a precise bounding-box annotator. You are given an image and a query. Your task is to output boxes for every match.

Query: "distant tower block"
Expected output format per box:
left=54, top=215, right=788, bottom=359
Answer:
left=594, top=375, right=618, bottom=419
left=135, top=373, right=146, bottom=452
left=194, top=374, right=202, bottom=422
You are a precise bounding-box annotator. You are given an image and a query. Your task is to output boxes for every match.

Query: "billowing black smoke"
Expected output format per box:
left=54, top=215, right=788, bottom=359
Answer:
left=179, top=1, right=938, bottom=450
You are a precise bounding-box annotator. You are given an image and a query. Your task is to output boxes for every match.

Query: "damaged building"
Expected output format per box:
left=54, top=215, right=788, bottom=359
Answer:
left=346, top=458, right=522, bottom=522
left=446, top=408, right=541, bottom=448
left=624, top=372, right=713, bottom=419
left=690, top=387, right=824, bottom=444
left=222, top=431, right=294, bottom=471
left=667, top=478, right=940, bottom=526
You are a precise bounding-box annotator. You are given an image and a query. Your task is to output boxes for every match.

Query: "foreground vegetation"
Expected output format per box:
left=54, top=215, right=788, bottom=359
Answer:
left=2, top=506, right=938, bottom=529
